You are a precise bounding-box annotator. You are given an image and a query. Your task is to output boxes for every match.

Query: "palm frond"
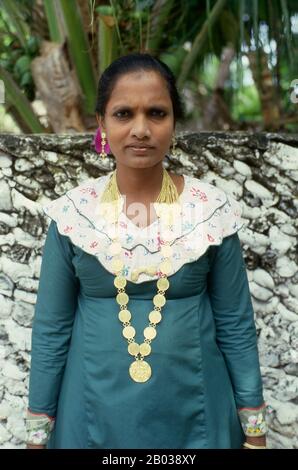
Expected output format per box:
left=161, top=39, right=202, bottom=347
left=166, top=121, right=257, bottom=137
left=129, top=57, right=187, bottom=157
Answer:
left=177, top=0, right=227, bottom=89
left=97, top=5, right=119, bottom=74
left=0, top=0, right=29, bottom=50
left=147, top=0, right=175, bottom=54
left=43, top=0, right=63, bottom=43
left=0, top=65, right=45, bottom=133
left=280, top=0, right=294, bottom=68
left=109, top=0, right=124, bottom=55
left=206, top=0, right=214, bottom=53
left=60, top=0, right=97, bottom=114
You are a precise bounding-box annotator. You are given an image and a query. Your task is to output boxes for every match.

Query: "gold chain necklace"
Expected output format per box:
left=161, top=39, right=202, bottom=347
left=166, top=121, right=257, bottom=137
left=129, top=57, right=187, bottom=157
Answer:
left=99, top=168, right=180, bottom=382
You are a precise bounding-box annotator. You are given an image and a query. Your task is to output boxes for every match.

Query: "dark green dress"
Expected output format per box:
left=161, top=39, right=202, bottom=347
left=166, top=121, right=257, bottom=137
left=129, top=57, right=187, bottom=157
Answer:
left=28, top=173, right=266, bottom=449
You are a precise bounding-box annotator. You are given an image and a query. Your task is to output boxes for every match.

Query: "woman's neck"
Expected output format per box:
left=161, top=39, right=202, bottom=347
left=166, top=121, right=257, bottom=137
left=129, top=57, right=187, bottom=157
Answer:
left=115, top=163, right=164, bottom=200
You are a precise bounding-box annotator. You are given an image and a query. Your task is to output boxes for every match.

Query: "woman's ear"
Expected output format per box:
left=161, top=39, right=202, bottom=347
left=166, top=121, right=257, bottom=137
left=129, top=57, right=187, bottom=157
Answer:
left=96, top=113, right=105, bottom=130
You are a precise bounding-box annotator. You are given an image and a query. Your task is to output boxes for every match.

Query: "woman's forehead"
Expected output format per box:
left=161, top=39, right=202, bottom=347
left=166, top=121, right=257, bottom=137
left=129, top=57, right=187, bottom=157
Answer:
left=107, top=71, right=170, bottom=104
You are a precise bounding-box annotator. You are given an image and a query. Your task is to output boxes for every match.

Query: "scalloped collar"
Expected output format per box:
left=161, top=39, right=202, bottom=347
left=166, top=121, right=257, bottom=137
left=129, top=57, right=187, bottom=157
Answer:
left=61, top=171, right=230, bottom=253
left=42, top=171, right=244, bottom=283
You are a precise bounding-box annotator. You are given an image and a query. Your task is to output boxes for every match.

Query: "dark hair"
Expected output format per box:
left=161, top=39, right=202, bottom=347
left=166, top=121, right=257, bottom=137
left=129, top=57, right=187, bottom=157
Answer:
left=95, top=53, right=185, bottom=125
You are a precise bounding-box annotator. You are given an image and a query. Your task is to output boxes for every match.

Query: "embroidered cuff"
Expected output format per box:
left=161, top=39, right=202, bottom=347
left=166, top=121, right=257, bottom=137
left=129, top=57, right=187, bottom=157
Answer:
left=237, top=403, right=268, bottom=437
left=26, top=410, right=55, bottom=445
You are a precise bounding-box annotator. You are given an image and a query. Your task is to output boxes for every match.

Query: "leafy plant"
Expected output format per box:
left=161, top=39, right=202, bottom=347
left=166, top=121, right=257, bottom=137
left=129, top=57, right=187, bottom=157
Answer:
left=0, top=0, right=297, bottom=133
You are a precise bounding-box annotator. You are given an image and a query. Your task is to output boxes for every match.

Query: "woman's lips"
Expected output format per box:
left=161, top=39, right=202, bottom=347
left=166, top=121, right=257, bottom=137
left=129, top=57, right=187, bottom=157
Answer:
left=128, top=146, right=153, bottom=154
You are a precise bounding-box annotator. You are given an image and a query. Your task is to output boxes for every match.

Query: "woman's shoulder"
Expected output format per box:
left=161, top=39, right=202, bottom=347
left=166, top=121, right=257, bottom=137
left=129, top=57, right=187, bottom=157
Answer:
left=39, top=173, right=113, bottom=243
left=181, top=173, right=238, bottom=208
left=179, top=173, right=245, bottom=238
left=41, top=172, right=111, bottom=212
left=67, top=172, right=111, bottom=198
left=183, top=173, right=227, bottom=191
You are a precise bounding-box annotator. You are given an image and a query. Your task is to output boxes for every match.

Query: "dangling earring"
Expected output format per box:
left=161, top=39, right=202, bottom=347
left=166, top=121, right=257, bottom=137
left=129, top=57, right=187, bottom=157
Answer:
left=93, top=127, right=110, bottom=159
left=100, top=131, right=107, bottom=160
left=171, top=134, right=177, bottom=156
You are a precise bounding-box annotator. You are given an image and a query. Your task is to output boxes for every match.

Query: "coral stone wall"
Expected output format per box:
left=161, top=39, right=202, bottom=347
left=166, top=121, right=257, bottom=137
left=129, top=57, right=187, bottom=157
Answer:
left=0, top=132, right=297, bottom=448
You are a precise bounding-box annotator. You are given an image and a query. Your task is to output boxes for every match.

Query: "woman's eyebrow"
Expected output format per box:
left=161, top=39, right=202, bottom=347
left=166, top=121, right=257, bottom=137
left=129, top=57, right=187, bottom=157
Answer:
left=111, top=104, right=170, bottom=112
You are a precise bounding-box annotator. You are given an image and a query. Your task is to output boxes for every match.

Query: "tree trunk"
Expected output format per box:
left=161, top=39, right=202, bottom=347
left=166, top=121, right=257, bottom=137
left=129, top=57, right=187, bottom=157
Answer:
left=248, top=50, right=281, bottom=131
left=203, top=45, right=236, bottom=130
left=31, top=40, right=86, bottom=133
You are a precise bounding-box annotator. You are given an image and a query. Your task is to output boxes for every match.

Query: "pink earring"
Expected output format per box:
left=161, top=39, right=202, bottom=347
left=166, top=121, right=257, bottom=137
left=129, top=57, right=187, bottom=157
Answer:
left=93, top=127, right=111, bottom=157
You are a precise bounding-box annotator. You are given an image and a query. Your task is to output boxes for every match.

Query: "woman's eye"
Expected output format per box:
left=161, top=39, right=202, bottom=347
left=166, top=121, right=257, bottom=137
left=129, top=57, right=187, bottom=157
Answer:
left=115, top=111, right=129, bottom=118
left=151, top=110, right=166, bottom=117
left=114, top=109, right=166, bottom=119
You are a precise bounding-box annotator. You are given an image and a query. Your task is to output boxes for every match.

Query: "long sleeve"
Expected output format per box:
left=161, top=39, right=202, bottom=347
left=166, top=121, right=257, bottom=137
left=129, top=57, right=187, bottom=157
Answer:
left=26, top=219, right=79, bottom=444
left=207, top=232, right=267, bottom=437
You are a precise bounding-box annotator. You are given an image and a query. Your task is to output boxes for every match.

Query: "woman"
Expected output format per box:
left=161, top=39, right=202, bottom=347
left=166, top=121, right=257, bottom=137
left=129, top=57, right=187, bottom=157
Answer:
left=26, top=53, right=267, bottom=449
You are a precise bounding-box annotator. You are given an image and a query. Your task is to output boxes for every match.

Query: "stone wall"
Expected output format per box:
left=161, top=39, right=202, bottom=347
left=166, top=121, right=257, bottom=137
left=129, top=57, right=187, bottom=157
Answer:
left=0, top=131, right=297, bottom=449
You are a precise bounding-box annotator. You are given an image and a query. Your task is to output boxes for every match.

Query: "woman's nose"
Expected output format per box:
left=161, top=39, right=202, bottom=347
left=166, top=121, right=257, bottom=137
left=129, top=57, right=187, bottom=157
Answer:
left=130, top=115, right=150, bottom=138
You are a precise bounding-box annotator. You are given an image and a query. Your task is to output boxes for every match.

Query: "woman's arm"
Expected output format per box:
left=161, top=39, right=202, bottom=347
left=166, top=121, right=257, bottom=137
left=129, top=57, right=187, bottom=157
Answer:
left=26, top=219, right=79, bottom=447
left=207, top=232, right=267, bottom=447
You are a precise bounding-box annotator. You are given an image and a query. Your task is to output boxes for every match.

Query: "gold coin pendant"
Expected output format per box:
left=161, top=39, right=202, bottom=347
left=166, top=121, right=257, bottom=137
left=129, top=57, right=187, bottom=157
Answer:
left=118, top=309, right=131, bottom=322
left=144, top=326, right=157, bottom=340
left=114, top=276, right=127, bottom=289
left=116, top=292, right=129, bottom=305
left=139, top=342, right=151, bottom=356
left=153, top=294, right=166, bottom=307
left=149, top=310, right=162, bottom=324
left=159, top=260, right=172, bottom=275
left=112, top=259, right=124, bottom=272
left=157, top=277, right=169, bottom=291
left=129, top=360, right=151, bottom=382
left=123, top=325, right=135, bottom=339
left=128, top=342, right=140, bottom=356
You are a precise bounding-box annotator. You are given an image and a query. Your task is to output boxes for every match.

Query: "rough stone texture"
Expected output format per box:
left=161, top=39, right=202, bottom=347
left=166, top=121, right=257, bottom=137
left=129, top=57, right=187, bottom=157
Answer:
left=0, top=131, right=297, bottom=449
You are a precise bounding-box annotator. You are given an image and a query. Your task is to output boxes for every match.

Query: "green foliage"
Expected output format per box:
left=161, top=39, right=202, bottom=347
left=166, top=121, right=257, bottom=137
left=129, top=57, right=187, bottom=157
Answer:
left=0, top=23, right=40, bottom=102
left=232, top=84, right=261, bottom=122
left=159, top=46, right=188, bottom=76
left=0, top=0, right=297, bottom=132
left=200, top=54, right=221, bottom=91
left=60, top=0, right=97, bottom=114
left=219, top=10, right=239, bottom=46
left=97, top=5, right=119, bottom=73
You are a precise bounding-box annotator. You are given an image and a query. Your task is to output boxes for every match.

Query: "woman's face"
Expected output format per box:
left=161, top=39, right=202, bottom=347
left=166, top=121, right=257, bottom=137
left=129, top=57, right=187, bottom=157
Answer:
left=97, top=70, right=175, bottom=169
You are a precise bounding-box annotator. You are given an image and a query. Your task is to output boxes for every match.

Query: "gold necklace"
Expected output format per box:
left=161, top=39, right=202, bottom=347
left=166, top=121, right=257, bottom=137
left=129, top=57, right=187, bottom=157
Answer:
left=99, top=168, right=180, bottom=382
